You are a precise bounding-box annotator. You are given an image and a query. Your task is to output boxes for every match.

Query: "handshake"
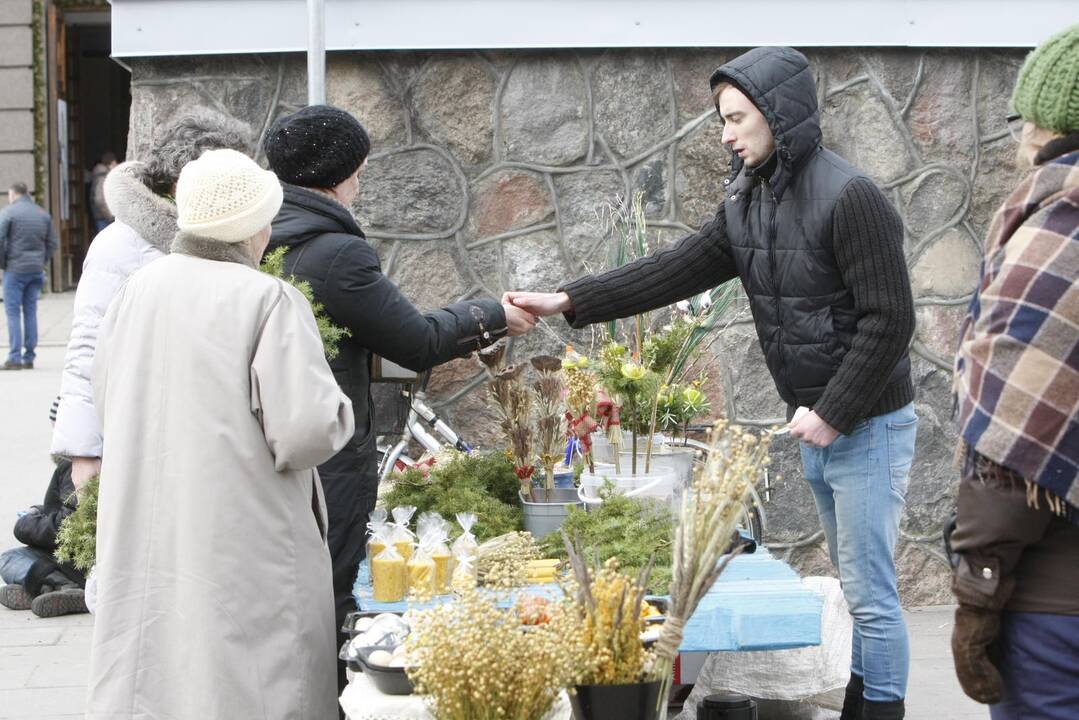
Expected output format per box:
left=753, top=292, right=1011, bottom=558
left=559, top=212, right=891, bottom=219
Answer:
left=499, top=290, right=573, bottom=337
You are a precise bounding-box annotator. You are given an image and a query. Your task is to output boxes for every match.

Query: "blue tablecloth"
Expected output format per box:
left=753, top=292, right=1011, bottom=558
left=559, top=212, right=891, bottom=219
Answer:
left=352, top=547, right=822, bottom=653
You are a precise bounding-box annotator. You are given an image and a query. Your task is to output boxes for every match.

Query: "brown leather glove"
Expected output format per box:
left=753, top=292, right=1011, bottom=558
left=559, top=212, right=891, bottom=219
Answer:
left=951, top=604, right=1004, bottom=704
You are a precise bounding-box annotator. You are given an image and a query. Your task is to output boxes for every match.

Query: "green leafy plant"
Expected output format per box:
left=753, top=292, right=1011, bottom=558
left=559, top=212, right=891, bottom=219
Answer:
left=542, top=489, right=674, bottom=594
left=381, top=452, right=522, bottom=541
left=657, top=381, right=712, bottom=441
left=260, top=246, right=350, bottom=359
left=55, top=475, right=99, bottom=571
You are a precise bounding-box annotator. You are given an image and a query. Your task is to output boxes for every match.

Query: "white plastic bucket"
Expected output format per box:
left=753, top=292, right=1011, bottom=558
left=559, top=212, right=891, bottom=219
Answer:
left=578, top=464, right=679, bottom=508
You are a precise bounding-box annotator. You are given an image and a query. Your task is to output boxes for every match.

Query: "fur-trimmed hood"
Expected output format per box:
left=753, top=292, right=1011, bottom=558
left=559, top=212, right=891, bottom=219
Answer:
left=103, top=161, right=178, bottom=254
left=171, top=232, right=256, bottom=268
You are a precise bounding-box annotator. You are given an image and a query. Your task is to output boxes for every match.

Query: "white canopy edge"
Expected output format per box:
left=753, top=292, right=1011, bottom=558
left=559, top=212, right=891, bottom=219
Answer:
left=109, top=0, right=1078, bottom=58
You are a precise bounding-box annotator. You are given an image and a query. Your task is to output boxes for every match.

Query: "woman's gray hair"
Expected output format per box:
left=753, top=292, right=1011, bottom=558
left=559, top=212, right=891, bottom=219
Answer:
left=144, top=108, right=255, bottom=195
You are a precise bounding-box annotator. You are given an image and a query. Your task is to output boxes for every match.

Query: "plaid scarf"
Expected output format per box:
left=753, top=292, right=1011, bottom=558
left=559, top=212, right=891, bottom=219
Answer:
left=954, top=140, right=1079, bottom=524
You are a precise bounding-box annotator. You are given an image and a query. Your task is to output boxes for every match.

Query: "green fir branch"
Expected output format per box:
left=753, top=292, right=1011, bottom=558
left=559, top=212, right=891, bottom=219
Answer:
left=260, top=246, right=350, bottom=360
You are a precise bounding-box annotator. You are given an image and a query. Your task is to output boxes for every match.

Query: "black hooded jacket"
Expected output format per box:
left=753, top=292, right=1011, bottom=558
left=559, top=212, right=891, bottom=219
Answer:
left=268, top=184, right=506, bottom=457
left=562, top=47, right=915, bottom=433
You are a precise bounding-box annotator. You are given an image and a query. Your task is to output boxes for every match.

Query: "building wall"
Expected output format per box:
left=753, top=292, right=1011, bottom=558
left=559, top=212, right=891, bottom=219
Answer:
left=126, top=47, right=1027, bottom=605
left=0, top=0, right=35, bottom=210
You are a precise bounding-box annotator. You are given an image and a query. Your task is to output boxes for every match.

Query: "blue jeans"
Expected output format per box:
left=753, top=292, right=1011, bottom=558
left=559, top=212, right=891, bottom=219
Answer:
left=800, top=403, right=918, bottom=702
left=990, top=611, right=1079, bottom=720
left=3, top=270, right=44, bottom=364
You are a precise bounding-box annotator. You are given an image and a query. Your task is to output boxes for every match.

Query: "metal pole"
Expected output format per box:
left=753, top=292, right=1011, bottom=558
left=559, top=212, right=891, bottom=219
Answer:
left=306, top=0, right=326, bottom=105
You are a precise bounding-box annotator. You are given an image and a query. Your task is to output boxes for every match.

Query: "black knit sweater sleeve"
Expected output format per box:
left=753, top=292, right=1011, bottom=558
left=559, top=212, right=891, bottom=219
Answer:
left=558, top=206, right=737, bottom=329
left=813, top=177, right=916, bottom=434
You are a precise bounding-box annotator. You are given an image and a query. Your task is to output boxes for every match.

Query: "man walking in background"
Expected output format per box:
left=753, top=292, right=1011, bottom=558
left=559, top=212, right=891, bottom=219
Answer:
left=0, top=182, right=58, bottom=370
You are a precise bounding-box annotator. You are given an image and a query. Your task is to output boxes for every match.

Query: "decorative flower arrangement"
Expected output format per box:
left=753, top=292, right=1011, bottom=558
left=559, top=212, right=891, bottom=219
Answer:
left=487, top=363, right=535, bottom=496
left=595, top=342, right=660, bottom=475
left=405, top=588, right=585, bottom=720
left=561, top=536, right=656, bottom=685
left=530, top=355, right=566, bottom=501
left=561, top=347, right=599, bottom=474
left=648, top=420, right=772, bottom=718
left=656, top=381, right=712, bottom=441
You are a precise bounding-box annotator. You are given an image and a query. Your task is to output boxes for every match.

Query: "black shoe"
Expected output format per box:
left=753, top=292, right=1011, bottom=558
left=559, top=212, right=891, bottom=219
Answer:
left=840, top=673, right=864, bottom=720
left=21, top=361, right=32, bottom=369
left=31, top=587, right=88, bottom=617
left=2, top=361, right=23, bottom=370
left=863, top=698, right=905, bottom=720
left=0, top=584, right=33, bottom=610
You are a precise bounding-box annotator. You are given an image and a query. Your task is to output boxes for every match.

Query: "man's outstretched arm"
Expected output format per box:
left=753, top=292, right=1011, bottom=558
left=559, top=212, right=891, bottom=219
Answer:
left=506, top=205, right=737, bottom=328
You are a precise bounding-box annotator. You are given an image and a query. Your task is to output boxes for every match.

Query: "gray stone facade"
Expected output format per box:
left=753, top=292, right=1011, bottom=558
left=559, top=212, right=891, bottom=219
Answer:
left=0, top=0, right=34, bottom=210
left=126, top=47, right=1028, bottom=605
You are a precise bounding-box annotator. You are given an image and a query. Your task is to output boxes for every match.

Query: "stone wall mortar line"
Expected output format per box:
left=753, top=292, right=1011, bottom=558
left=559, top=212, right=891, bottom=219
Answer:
left=465, top=222, right=558, bottom=250
left=967, top=56, right=983, bottom=189
left=254, top=56, right=286, bottom=165
left=473, top=161, right=620, bottom=183
left=859, top=56, right=925, bottom=169
left=491, top=55, right=513, bottom=164
left=824, top=74, right=870, bottom=99
left=579, top=52, right=596, bottom=166
left=130, top=76, right=266, bottom=86
left=899, top=52, right=926, bottom=120
left=543, top=172, right=576, bottom=274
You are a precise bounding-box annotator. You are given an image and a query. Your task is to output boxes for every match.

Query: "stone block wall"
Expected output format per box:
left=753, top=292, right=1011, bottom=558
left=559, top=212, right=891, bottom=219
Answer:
left=126, top=47, right=1028, bottom=605
left=0, top=0, right=34, bottom=210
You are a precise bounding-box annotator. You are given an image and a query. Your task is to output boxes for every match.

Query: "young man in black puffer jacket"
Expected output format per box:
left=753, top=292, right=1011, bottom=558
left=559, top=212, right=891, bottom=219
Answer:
left=262, top=105, right=537, bottom=698
left=508, top=47, right=917, bottom=720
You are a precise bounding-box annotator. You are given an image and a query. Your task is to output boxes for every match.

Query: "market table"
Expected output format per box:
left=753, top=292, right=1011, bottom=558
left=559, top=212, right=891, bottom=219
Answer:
left=340, top=672, right=573, bottom=720
left=344, top=547, right=824, bottom=717
left=352, top=547, right=822, bottom=653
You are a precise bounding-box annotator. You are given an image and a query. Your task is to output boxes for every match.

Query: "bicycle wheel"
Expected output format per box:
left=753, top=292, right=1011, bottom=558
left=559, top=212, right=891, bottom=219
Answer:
left=738, top=498, right=765, bottom=545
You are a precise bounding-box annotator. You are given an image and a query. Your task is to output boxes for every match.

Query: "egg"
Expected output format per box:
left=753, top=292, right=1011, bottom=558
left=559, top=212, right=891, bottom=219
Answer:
left=355, top=617, right=375, bottom=633
left=388, top=657, right=408, bottom=668
left=392, top=645, right=408, bottom=659
left=367, top=649, right=393, bottom=667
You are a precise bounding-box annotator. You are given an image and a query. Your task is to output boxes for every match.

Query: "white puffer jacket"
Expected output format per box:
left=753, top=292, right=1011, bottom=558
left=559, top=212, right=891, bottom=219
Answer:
left=50, top=162, right=176, bottom=458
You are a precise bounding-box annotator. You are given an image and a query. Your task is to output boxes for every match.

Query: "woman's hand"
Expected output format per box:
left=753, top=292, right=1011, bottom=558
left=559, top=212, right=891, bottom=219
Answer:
left=71, top=456, right=102, bottom=491
left=502, top=304, right=538, bottom=336
left=501, top=291, right=572, bottom=318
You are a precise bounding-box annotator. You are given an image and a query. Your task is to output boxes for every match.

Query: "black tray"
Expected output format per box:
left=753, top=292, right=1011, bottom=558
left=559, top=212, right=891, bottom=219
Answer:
left=357, top=646, right=414, bottom=696
left=341, top=610, right=403, bottom=638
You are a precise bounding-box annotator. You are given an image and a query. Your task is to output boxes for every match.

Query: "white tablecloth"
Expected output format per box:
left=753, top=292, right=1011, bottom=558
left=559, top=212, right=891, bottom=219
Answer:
left=340, top=672, right=573, bottom=720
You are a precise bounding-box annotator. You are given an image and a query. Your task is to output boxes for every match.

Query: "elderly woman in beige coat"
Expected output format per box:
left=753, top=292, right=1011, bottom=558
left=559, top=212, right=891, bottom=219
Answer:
left=87, top=148, right=354, bottom=720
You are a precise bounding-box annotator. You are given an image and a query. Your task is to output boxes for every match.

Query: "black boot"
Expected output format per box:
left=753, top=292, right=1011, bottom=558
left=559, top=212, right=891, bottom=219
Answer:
left=863, top=698, right=905, bottom=720
left=839, top=673, right=864, bottom=720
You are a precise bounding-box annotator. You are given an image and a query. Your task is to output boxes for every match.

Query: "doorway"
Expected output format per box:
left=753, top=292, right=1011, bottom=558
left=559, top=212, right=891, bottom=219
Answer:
left=45, top=3, right=130, bottom=290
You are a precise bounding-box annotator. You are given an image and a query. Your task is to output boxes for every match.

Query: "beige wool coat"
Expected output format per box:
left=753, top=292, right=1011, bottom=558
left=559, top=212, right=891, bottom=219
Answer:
left=87, top=235, right=354, bottom=720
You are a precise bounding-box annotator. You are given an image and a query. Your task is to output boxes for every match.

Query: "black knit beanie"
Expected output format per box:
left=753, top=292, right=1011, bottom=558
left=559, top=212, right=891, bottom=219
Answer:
left=263, top=105, right=371, bottom=189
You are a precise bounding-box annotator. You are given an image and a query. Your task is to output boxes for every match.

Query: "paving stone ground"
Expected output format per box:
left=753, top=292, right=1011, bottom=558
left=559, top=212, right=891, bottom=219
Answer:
left=0, top=292, right=986, bottom=719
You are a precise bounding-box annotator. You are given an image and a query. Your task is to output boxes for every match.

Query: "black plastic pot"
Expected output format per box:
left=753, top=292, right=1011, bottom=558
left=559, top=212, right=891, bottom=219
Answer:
left=697, top=693, right=757, bottom=720
left=356, top=647, right=414, bottom=696
left=570, top=680, right=662, bottom=720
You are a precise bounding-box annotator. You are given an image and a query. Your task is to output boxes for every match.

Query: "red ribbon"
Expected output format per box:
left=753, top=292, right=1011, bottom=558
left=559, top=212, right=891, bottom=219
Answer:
left=595, top=390, right=622, bottom=430
left=565, top=410, right=599, bottom=454
left=515, top=464, right=536, bottom=481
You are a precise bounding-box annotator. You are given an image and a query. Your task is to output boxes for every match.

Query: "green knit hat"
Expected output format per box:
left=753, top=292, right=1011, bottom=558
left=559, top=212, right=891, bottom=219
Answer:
left=1012, top=23, right=1079, bottom=134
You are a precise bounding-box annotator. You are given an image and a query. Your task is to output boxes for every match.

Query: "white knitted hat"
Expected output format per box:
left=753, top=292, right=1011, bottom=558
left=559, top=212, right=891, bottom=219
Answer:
left=175, top=148, right=283, bottom=243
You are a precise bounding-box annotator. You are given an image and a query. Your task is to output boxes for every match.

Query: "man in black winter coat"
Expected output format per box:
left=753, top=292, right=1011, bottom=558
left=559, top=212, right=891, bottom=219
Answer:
left=262, top=105, right=537, bottom=697
left=508, top=47, right=917, bottom=720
